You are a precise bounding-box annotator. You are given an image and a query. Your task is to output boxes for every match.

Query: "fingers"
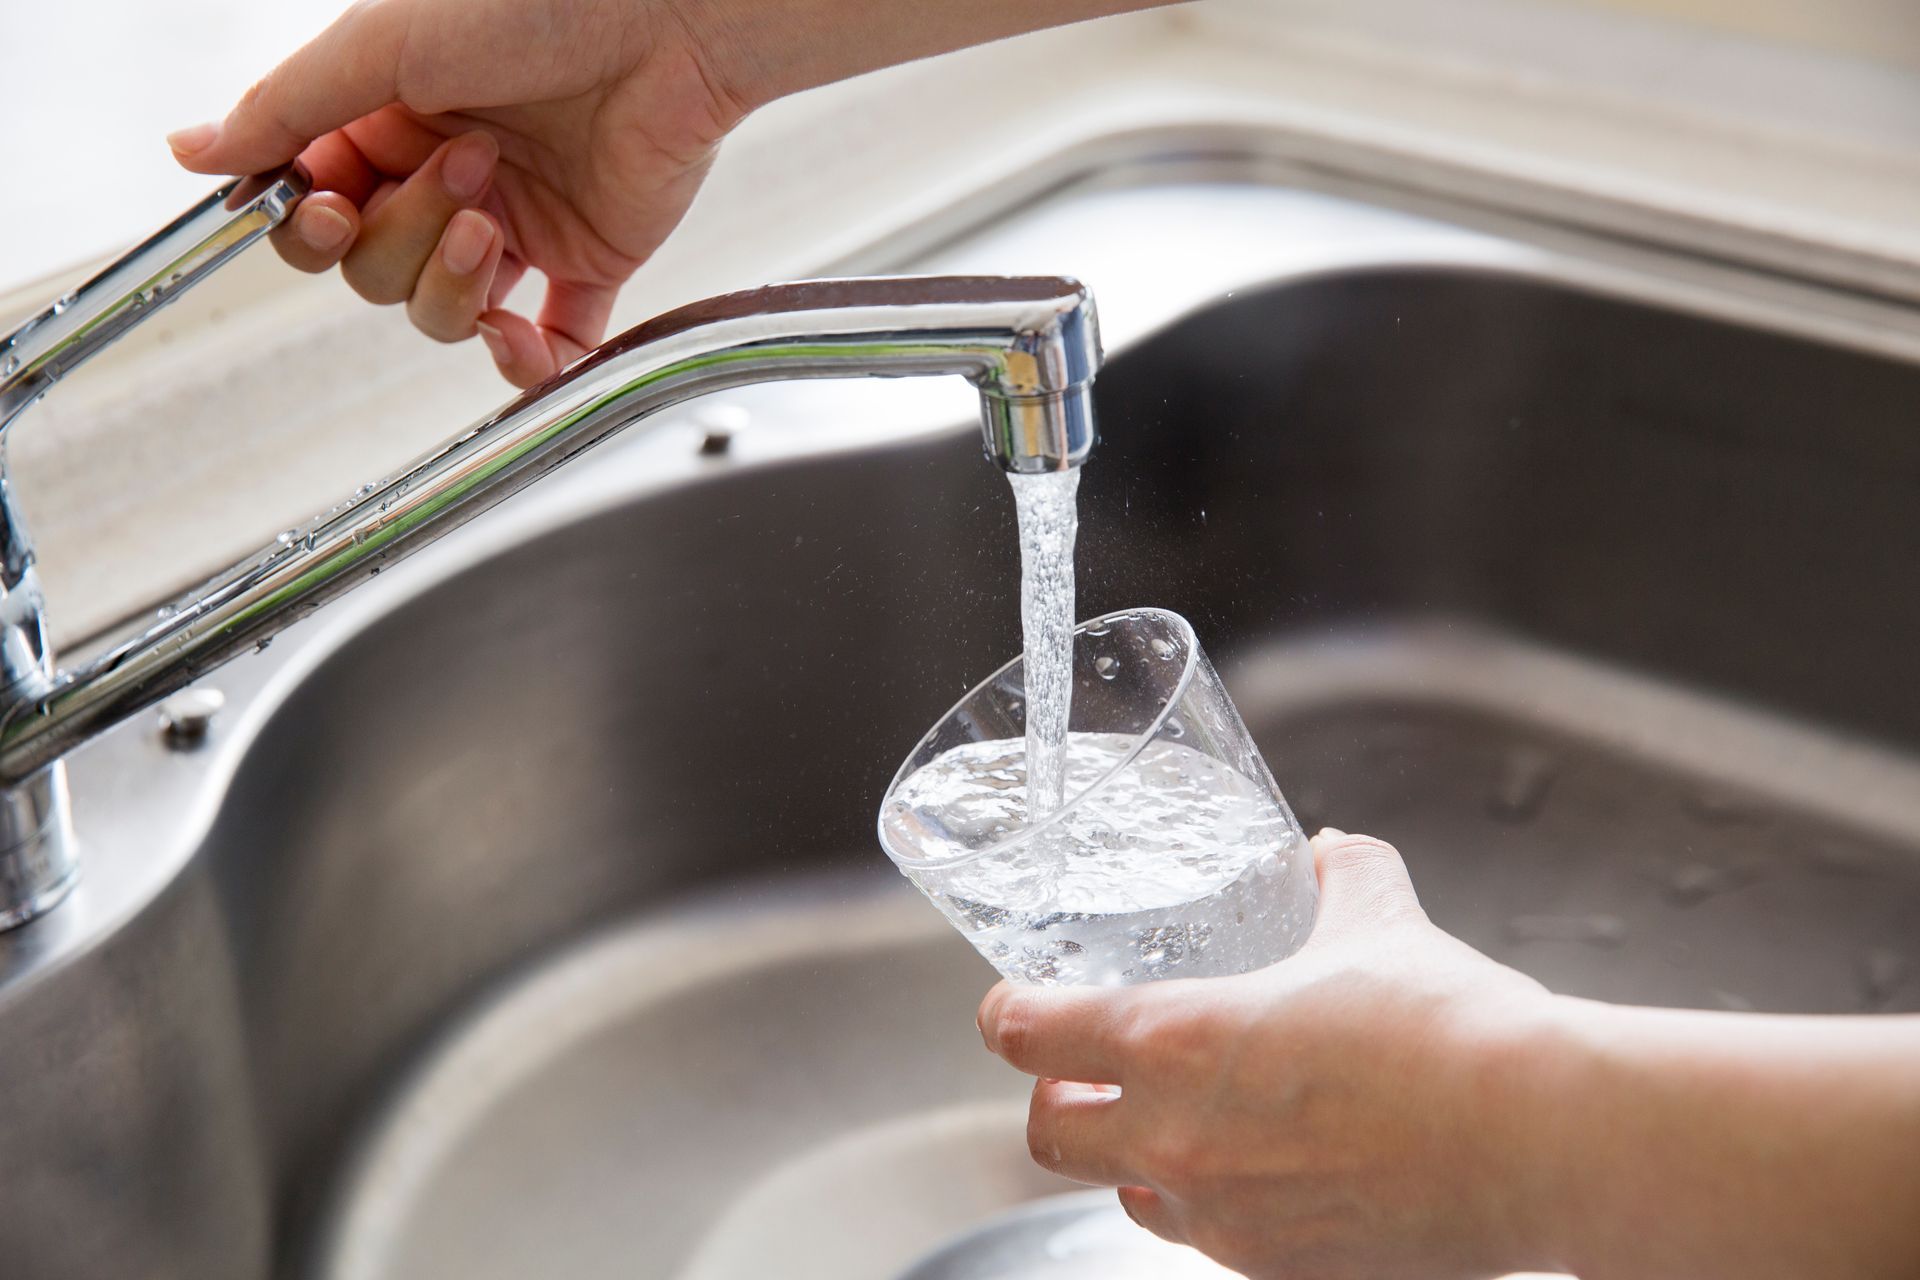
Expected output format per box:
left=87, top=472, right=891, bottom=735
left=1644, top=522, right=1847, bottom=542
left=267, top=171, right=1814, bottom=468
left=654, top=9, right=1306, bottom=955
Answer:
left=407, top=211, right=505, bottom=341
left=168, top=1, right=407, bottom=175
left=1304, top=828, right=1425, bottom=946
left=978, top=982, right=1140, bottom=1084
left=270, top=191, right=361, bottom=274
left=343, top=132, right=499, bottom=305
left=1027, top=1079, right=1134, bottom=1186
left=1117, top=1185, right=1187, bottom=1245
left=473, top=280, right=617, bottom=388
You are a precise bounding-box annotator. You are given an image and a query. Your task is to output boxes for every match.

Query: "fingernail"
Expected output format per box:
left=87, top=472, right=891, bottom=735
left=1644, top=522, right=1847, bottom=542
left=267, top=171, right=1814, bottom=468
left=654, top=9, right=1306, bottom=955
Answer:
left=167, top=123, right=219, bottom=157
left=442, top=133, right=497, bottom=202
left=1316, top=827, right=1348, bottom=840
left=299, top=206, right=353, bottom=254
left=476, top=321, right=512, bottom=366
left=441, top=210, right=494, bottom=275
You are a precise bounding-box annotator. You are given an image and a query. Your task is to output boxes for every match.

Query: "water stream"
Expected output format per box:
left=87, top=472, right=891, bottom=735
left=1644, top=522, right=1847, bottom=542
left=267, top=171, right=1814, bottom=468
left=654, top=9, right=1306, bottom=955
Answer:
left=1008, top=470, right=1081, bottom=825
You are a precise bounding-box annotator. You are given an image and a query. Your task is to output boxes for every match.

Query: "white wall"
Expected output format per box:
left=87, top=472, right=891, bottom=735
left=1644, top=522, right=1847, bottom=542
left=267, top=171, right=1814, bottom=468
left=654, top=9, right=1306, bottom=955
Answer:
left=1, top=0, right=348, bottom=290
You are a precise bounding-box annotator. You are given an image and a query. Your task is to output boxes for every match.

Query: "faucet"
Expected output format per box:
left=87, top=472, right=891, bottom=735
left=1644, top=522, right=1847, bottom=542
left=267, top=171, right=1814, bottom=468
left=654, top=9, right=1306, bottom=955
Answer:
left=0, top=165, right=1100, bottom=931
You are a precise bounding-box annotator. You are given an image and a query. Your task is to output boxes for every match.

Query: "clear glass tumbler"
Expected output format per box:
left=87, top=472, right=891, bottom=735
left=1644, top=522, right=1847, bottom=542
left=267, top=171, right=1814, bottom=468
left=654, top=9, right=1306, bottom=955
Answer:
left=878, top=607, right=1316, bottom=985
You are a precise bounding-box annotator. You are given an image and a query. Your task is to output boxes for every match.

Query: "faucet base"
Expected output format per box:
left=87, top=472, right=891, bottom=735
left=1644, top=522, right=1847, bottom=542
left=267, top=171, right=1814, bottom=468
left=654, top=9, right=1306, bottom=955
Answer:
left=0, top=764, right=75, bottom=931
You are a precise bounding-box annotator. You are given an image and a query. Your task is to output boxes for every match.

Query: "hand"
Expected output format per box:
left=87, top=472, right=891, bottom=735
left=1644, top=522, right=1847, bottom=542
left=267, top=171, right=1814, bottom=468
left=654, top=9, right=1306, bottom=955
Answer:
left=167, top=0, right=1171, bottom=387
left=976, top=830, right=1563, bottom=1279
left=167, top=0, right=743, bottom=386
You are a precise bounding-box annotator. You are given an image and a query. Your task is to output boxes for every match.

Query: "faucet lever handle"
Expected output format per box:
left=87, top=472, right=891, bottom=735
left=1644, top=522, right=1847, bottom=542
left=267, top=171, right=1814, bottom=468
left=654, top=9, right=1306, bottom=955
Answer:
left=0, top=165, right=311, bottom=432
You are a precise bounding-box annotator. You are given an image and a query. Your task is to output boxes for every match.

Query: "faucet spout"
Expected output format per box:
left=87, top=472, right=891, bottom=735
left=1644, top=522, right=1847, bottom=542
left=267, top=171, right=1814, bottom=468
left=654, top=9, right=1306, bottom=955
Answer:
left=0, top=171, right=1103, bottom=929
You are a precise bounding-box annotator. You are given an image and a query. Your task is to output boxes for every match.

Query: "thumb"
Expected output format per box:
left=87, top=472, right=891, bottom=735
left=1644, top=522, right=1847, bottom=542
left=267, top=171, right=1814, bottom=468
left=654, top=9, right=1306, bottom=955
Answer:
left=168, top=3, right=407, bottom=175
left=1302, top=828, right=1425, bottom=945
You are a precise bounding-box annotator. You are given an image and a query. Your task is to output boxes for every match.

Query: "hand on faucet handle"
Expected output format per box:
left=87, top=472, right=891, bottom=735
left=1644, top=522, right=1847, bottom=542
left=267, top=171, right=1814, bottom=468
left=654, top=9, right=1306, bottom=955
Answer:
left=164, top=0, right=1171, bottom=388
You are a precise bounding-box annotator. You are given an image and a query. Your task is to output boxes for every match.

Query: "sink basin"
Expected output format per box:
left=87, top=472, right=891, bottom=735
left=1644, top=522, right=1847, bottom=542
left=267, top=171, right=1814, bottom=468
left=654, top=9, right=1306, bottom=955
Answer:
left=4, top=156, right=1919, bottom=1280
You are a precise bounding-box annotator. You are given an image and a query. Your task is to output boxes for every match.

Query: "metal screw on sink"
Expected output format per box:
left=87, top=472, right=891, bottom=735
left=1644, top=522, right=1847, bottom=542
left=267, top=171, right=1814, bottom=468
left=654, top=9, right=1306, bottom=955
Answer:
left=695, top=402, right=750, bottom=455
left=157, top=688, right=226, bottom=748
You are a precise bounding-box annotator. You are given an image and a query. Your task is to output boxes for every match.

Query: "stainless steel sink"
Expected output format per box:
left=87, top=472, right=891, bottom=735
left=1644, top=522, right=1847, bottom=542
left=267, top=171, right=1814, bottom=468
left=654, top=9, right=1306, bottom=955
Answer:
left=4, top=155, right=1919, bottom=1280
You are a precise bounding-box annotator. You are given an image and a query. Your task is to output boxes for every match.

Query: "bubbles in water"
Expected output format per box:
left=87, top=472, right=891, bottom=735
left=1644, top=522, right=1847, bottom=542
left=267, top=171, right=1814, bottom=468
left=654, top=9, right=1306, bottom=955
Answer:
left=1132, top=922, right=1211, bottom=973
left=1093, top=655, right=1119, bottom=680
left=885, top=734, right=1311, bottom=985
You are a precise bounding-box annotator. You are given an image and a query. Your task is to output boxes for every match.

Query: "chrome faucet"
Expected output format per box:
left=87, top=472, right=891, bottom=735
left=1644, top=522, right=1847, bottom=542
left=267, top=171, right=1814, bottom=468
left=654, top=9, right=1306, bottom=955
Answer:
left=0, top=165, right=1100, bottom=931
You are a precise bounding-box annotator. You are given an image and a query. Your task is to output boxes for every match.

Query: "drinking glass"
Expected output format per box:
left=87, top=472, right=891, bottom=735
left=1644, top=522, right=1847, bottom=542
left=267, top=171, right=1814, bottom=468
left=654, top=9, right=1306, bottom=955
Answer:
left=878, top=607, right=1315, bottom=985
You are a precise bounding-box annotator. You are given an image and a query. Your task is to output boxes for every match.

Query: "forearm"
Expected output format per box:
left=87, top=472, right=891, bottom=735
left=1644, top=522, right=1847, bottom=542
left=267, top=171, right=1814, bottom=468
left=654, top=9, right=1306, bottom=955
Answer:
left=1523, top=1000, right=1920, bottom=1279
left=692, top=0, right=1185, bottom=112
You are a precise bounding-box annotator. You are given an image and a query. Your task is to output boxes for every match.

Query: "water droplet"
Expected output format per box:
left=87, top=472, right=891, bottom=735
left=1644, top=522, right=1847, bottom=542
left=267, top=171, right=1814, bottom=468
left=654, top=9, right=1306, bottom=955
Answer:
left=275, top=529, right=296, bottom=545
left=254, top=637, right=273, bottom=654
left=155, top=603, right=177, bottom=620
left=1488, top=746, right=1558, bottom=822
left=1164, top=716, right=1185, bottom=738
left=1506, top=913, right=1626, bottom=946
left=356, top=481, right=376, bottom=498
left=1257, top=852, right=1283, bottom=877
left=1859, top=948, right=1909, bottom=1008
left=1149, top=637, right=1176, bottom=659
left=2, top=355, right=18, bottom=376
left=1093, top=655, right=1119, bottom=680
left=52, top=291, right=77, bottom=315
left=1661, top=862, right=1751, bottom=907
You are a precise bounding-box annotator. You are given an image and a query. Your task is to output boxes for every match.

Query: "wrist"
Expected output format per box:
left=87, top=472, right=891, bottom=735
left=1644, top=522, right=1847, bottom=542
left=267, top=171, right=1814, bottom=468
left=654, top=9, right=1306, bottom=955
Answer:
left=679, top=0, right=1178, bottom=116
left=1460, top=990, right=1595, bottom=1276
